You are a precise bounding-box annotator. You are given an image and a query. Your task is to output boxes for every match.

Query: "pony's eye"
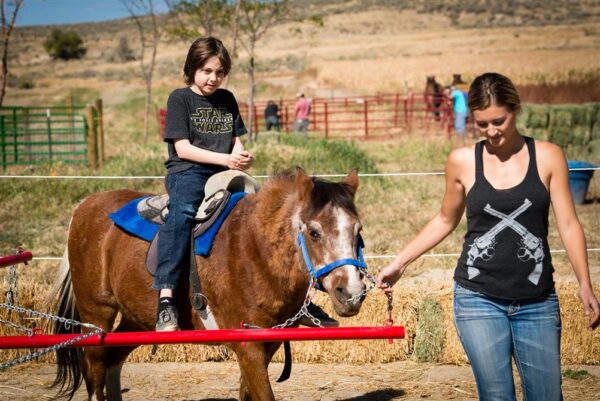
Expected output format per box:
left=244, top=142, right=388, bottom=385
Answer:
left=308, top=229, right=321, bottom=240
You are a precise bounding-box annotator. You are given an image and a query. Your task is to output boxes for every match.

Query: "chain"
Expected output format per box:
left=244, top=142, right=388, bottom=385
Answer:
left=0, top=303, right=105, bottom=370
left=272, top=280, right=319, bottom=328
left=0, top=327, right=104, bottom=370
left=348, top=270, right=377, bottom=303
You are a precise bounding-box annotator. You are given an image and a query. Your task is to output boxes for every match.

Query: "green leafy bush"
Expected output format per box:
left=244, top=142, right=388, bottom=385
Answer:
left=43, top=29, right=87, bottom=60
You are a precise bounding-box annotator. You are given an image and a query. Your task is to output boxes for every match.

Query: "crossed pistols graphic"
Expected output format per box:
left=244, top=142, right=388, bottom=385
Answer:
left=467, top=198, right=545, bottom=285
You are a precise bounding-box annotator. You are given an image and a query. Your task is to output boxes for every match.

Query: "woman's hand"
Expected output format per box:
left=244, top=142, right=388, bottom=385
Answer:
left=376, top=262, right=405, bottom=294
left=579, top=285, right=600, bottom=330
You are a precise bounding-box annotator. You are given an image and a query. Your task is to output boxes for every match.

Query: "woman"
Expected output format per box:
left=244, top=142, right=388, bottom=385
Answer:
left=377, top=72, right=599, bottom=401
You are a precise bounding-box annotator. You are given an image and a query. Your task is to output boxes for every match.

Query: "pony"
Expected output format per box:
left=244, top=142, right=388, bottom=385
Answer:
left=49, top=167, right=367, bottom=401
left=424, top=75, right=444, bottom=121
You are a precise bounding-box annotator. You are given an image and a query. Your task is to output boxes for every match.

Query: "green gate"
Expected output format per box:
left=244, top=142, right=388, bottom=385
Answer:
left=0, top=103, right=103, bottom=171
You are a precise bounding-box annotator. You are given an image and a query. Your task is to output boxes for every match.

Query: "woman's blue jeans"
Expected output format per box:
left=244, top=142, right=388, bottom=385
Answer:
left=453, top=282, right=562, bottom=401
left=153, top=165, right=214, bottom=290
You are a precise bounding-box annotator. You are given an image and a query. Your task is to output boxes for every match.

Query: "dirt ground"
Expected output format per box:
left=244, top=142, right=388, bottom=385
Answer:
left=1, top=361, right=599, bottom=401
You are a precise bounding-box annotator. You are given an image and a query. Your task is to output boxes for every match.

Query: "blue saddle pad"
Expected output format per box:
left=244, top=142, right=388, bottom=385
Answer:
left=108, top=192, right=246, bottom=256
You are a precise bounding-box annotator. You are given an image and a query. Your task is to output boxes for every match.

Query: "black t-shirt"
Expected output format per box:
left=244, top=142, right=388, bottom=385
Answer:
left=265, top=103, right=279, bottom=118
left=454, top=137, right=555, bottom=300
left=164, top=87, right=247, bottom=173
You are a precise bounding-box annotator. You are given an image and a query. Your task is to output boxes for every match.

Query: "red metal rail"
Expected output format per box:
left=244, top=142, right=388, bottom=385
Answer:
left=0, top=326, right=405, bottom=349
left=0, top=250, right=33, bottom=268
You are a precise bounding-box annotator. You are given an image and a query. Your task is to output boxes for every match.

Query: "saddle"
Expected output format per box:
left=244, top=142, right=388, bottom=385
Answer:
left=143, top=170, right=260, bottom=316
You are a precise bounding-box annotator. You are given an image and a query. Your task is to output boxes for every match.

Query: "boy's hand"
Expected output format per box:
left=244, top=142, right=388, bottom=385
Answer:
left=228, top=150, right=254, bottom=170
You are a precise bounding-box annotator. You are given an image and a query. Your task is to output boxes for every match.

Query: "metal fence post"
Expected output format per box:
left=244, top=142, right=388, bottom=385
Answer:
left=85, top=105, right=97, bottom=168
left=95, top=99, right=104, bottom=164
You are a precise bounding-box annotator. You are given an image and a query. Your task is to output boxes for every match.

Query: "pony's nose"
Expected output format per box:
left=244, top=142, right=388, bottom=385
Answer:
left=335, top=286, right=365, bottom=305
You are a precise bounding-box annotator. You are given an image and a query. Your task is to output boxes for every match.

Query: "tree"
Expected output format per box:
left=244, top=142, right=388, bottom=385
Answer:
left=121, top=0, right=163, bottom=143
left=165, top=0, right=230, bottom=41
left=43, top=29, right=87, bottom=60
left=236, top=0, right=306, bottom=141
left=0, top=0, right=23, bottom=106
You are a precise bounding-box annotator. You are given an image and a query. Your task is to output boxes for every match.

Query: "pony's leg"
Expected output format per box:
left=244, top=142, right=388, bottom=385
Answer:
left=104, top=321, right=139, bottom=401
left=81, top=346, right=109, bottom=401
left=77, top=306, right=119, bottom=401
left=236, top=343, right=279, bottom=401
left=104, top=346, right=137, bottom=401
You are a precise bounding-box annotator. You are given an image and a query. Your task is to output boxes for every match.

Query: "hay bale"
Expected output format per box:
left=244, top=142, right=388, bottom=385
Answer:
left=592, top=120, right=600, bottom=142
left=588, top=139, right=600, bottom=160
left=529, top=127, right=550, bottom=141
left=556, top=283, right=600, bottom=365
left=413, top=298, right=445, bottom=362
left=526, top=105, right=550, bottom=129
left=551, top=108, right=574, bottom=129
left=571, top=125, right=591, bottom=147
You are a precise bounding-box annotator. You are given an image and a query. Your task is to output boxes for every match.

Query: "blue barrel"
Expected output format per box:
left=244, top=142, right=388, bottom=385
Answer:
left=568, top=160, right=596, bottom=204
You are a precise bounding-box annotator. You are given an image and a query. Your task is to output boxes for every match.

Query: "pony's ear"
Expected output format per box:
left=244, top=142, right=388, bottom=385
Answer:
left=295, top=166, right=314, bottom=201
left=343, top=168, right=359, bottom=197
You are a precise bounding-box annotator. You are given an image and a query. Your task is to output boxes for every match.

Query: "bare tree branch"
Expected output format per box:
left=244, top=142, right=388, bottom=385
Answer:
left=0, top=0, right=24, bottom=106
left=120, top=0, right=163, bottom=142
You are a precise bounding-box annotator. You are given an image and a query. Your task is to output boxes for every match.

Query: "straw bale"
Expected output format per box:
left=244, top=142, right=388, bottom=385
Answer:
left=2, top=272, right=599, bottom=367
left=556, top=283, right=600, bottom=365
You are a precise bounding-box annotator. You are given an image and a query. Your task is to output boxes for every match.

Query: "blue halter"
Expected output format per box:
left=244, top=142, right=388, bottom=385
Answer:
left=296, top=225, right=367, bottom=290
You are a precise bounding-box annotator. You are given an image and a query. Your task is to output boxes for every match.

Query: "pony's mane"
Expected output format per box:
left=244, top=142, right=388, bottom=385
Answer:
left=259, top=171, right=358, bottom=217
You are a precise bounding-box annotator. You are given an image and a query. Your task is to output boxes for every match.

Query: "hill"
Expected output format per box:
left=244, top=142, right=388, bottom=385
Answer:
left=6, top=0, right=600, bottom=108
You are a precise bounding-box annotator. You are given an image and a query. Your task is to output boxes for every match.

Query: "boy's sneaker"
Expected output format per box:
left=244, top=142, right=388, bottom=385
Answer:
left=300, top=302, right=339, bottom=328
left=156, top=298, right=179, bottom=332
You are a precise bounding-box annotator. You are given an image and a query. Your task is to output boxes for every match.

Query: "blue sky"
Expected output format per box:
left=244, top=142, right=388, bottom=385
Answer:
left=15, top=0, right=169, bottom=27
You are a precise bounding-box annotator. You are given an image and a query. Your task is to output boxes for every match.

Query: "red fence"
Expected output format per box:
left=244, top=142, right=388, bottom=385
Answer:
left=240, top=93, right=454, bottom=139
left=160, top=93, right=457, bottom=140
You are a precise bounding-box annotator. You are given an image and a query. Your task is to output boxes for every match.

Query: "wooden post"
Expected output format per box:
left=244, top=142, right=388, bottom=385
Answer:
left=253, top=104, right=259, bottom=135
left=95, top=99, right=104, bottom=164
left=364, top=100, right=369, bottom=139
left=84, top=105, right=97, bottom=168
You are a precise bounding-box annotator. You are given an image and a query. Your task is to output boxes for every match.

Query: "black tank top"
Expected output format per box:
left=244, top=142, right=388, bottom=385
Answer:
left=454, top=136, right=555, bottom=300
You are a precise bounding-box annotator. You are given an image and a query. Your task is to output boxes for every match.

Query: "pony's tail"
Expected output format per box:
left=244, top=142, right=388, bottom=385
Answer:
left=46, top=247, right=83, bottom=400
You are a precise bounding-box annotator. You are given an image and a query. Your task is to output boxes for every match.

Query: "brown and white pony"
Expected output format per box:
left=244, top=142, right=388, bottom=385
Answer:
left=49, top=167, right=367, bottom=401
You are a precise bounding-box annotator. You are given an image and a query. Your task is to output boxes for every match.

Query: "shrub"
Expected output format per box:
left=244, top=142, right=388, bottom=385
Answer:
left=113, top=36, right=136, bottom=62
left=43, top=29, right=87, bottom=60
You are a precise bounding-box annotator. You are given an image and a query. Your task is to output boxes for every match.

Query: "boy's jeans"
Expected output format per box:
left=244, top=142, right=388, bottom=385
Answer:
left=154, top=165, right=214, bottom=290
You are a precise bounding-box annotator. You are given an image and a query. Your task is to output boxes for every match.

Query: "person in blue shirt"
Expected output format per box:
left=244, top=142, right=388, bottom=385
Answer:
left=451, top=85, right=468, bottom=138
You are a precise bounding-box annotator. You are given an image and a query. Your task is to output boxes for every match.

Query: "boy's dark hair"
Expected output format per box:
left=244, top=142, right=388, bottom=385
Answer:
left=468, top=72, right=522, bottom=114
left=183, top=37, right=231, bottom=86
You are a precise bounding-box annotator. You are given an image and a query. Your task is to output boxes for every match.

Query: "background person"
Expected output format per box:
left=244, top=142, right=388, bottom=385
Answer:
left=155, top=36, right=253, bottom=332
left=376, top=72, right=600, bottom=401
left=264, top=99, right=281, bottom=131
left=294, top=92, right=311, bottom=138
left=451, top=84, right=468, bottom=139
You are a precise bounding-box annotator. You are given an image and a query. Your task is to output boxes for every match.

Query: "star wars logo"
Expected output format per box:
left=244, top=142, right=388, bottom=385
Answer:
left=190, top=107, right=233, bottom=134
